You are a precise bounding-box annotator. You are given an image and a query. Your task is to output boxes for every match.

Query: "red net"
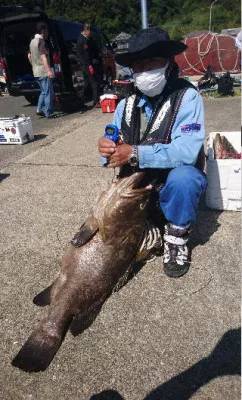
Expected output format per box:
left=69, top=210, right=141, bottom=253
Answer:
left=175, top=34, right=241, bottom=76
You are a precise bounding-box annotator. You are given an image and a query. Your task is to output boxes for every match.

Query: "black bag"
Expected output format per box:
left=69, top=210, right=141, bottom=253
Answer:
left=113, top=79, right=135, bottom=99
left=217, top=72, right=234, bottom=95
left=198, top=65, right=217, bottom=89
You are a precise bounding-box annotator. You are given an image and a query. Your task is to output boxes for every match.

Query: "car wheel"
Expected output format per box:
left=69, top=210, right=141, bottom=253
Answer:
left=24, top=95, right=38, bottom=106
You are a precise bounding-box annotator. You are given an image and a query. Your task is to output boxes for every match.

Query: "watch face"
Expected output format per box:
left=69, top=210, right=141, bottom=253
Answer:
left=129, top=146, right=138, bottom=166
left=129, top=155, right=138, bottom=166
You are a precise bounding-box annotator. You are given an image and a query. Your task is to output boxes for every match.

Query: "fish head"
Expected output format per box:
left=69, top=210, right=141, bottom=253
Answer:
left=95, top=172, right=153, bottom=241
left=110, top=171, right=152, bottom=213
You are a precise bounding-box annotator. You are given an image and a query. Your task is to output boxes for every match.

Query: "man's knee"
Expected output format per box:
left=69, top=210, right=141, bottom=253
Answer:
left=164, top=166, right=207, bottom=197
left=167, top=166, right=198, bottom=187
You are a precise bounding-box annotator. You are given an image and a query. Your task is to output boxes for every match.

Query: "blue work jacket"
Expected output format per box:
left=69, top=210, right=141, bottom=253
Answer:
left=113, top=87, right=205, bottom=169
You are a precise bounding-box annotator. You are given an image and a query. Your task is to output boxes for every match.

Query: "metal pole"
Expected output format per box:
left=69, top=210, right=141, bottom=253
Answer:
left=141, top=0, right=148, bottom=29
left=209, top=0, right=218, bottom=32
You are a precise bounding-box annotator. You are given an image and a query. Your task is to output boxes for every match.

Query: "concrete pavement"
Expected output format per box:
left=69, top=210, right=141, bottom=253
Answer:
left=0, top=97, right=240, bottom=400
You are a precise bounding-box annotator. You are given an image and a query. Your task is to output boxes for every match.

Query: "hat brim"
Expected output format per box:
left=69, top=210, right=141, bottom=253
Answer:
left=115, top=40, right=187, bottom=67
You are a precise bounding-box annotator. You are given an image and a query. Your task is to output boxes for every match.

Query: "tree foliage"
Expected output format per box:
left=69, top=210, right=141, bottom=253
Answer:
left=3, top=0, right=241, bottom=39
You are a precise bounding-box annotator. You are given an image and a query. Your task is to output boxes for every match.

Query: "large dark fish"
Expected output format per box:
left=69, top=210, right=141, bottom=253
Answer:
left=213, top=133, right=241, bottom=159
left=12, top=172, right=153, bottom=372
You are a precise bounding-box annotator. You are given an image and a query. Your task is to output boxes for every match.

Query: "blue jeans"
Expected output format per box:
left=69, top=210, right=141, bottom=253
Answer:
left=158, top=166, right=208, bottom=226
left=36, top=77, right=53, bottom=117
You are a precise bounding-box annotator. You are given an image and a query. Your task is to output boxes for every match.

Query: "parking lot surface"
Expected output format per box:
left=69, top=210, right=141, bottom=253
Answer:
left=0, top=95, right=240, bottom=400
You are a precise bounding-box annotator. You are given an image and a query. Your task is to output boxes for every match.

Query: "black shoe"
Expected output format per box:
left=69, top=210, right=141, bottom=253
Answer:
left=163, top=242, right=189, bottom=277
left=46, top=114, right=55, bottom=119
left=163, top=224, right=190, bottom=278
left=36, top=111, right=45, bottom=117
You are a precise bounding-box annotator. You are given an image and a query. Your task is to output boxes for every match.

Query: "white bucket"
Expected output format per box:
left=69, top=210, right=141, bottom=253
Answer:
left=205, top=131, right=241, bottom=211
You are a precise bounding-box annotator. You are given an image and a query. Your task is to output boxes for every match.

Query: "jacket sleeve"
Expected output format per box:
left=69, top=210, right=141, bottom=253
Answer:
left=138, top=88, right=205, bottom=169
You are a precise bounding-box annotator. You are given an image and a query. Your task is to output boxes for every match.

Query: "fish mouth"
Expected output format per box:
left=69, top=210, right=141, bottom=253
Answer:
left=117, top=172, right=153, bottom=194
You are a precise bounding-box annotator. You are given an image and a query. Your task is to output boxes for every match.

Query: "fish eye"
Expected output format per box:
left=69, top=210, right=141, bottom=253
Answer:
left=139, top=203, right=146, bottom=210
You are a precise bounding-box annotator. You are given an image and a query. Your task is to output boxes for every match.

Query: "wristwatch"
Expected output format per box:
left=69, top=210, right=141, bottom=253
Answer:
left=129, top=145, right=139, bottom=167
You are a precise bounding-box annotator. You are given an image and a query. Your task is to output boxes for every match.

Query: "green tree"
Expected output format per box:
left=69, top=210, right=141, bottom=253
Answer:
left=3, top=0, right=241, bottom=39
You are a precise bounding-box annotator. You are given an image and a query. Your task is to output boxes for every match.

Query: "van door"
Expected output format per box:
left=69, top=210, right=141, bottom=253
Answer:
left=50, top=18, right=82, bottom=93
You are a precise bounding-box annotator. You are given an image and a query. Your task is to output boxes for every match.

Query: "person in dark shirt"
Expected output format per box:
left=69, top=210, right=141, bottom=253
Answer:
left=77, top=24, right=101, bottom=108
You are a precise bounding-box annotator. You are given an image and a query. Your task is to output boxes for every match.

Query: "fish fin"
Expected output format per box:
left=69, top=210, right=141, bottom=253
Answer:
left=33, top=281, right=55, bottom=307
left=70, top=297, right=107, bottom=336
left=70, top=215, right=99, bottom=247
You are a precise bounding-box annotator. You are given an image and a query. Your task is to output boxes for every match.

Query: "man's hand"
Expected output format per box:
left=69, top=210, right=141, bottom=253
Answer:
left=47, top=69, right=54, bottom=79
left=98, top=137, right=132, bottom=167
left=40, top=54, right=54, bottom=79
left=98, top=136, right=116, bottom=157
left=108, top=144, right=132, bottom=168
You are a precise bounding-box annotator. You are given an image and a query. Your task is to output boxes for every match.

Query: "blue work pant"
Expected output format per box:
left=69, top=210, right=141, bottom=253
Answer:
left=36, top=77, right=54, bottom=117
left=158, top=166, right=208, bottom=227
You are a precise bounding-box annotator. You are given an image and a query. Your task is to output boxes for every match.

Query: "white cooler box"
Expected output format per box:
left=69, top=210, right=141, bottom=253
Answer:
left=0, top=115, right=34, bottom=144
left=206, top=131, right=241, bottom=211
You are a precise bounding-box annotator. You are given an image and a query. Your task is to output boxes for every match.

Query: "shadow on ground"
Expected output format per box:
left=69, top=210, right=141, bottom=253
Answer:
left=0, top=173, right=10, bottom=183
left=190, top=193, right=223, bottom=250
left=22, top=99, right=92, bottom=117
left=33, top=134, right=48, bottom=141
left=89, top=328, right=241, bottom=400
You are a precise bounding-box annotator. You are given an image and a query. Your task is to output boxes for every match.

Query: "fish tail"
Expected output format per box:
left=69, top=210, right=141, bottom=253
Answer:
left=12, top=319, right=69, bottom=372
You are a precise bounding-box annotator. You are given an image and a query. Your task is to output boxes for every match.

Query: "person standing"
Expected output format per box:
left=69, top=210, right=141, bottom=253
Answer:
left=98, top=28, right=207, bottom=279
left=28, top=22, right=54, bottom=118
left=77, top=24, right=101, bottom=108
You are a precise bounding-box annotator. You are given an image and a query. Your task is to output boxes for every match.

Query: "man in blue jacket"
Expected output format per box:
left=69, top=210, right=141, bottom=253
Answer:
left=98, top=28, right=207, bottom=278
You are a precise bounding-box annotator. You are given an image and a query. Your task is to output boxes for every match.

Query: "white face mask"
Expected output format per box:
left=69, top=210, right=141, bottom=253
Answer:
left=133, top=63, right=168, bottom=97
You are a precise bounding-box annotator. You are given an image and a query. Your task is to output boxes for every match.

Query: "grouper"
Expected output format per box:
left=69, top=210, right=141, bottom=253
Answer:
left=12, top=172, right=153, bottom=372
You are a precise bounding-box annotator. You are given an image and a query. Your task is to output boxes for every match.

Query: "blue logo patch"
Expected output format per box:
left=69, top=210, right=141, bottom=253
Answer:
left=181, top=123, right=201, bottom=133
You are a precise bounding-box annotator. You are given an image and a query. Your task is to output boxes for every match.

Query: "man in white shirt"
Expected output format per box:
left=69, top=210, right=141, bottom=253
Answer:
left=28, top=22, right=54, bottom=118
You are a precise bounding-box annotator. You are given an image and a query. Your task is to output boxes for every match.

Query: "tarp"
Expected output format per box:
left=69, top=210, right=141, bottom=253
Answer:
left=175, top=33, right=241, bottom=76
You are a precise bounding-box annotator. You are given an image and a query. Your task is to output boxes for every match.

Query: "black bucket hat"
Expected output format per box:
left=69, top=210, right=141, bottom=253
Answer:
left=115, top=27, right=187, bottom=67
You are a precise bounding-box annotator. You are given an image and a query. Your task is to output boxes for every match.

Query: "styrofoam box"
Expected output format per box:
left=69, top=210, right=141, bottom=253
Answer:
left=0, top=115, right=34, bottom=144
left=206, top=131, right=241, bottom=211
